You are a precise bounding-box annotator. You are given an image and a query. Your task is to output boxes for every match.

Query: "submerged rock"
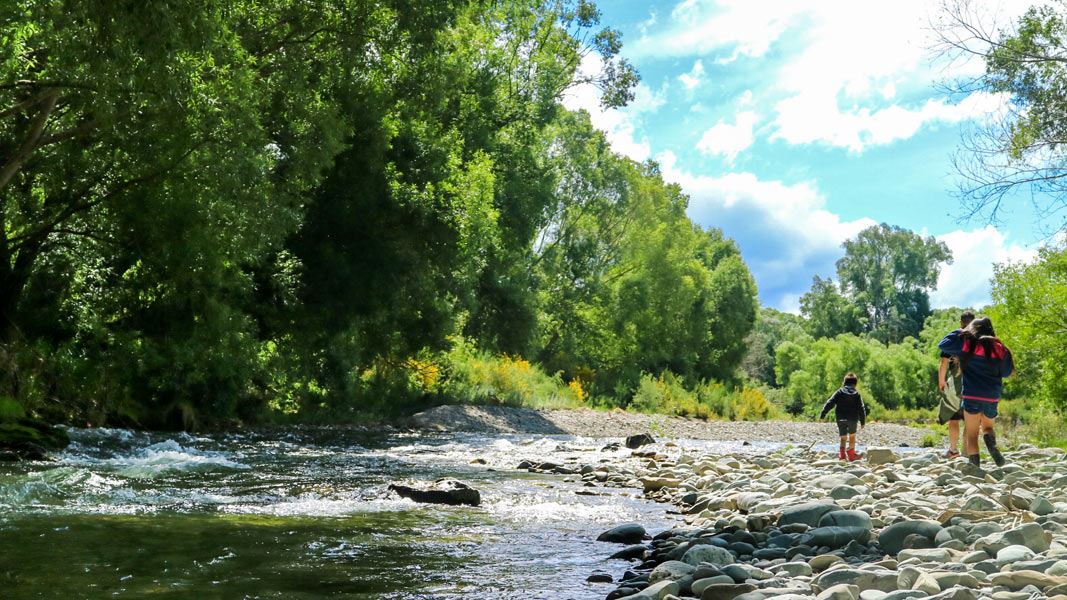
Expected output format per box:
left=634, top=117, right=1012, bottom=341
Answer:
left=626, top=433, right=656, bottom=449
left=388, top=479, right=481, bottom=506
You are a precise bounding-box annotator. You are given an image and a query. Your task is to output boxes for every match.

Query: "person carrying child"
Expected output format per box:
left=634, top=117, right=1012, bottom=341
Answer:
left=820, top=372, right=867, bottom=461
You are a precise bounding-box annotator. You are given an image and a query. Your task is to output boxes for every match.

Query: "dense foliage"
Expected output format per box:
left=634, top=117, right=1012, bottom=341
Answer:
left=0, top=0, right=758, bottom=428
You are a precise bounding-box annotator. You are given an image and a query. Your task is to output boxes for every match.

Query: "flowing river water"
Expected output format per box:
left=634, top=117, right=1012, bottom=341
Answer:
left=0, top=427, right=766, bottom=599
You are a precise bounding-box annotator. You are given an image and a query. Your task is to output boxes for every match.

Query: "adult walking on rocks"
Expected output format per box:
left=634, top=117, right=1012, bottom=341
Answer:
left=937, top=309, right=975, bottom=458
left=938, top=316, right=1015, bottom=468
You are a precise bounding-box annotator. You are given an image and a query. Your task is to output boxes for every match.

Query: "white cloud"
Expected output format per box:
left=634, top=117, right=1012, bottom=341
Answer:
left=696, top=111, right=759, bottom=163
left=930, top=227, right=1038, bottom=309
left=656, top=151, right=876, bottom=310
left=631, top=0, right=803, bottom=61
left=772, top=91, right=1008, bottom=152
left=678, top=60, right=706, bottom=91
left=632, top=0, right=1027, bottom=152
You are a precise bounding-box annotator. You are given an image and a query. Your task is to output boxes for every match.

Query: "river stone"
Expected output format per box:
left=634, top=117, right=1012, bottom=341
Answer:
left=935, top=526, right=968, bottom=544
left=625, top=434, right=656, bottom=449
left=867, top=448, right=898, bottom=466
left=997, top=544, right=1036, bottom=564
left=882, top=592, right=928, bottom=600
left=911, top=573, right=940, bottom=595
left=642, top=477, right=682, bottom=492
left=1031, top=496, right=1056, bottom=516
left=860, top=591, right=889, bottom=600
left=810, top=554, right=845, bottom=572
left=878, top=520, right=942, bottom=555
left=927, top=587, right=979, bottom=600
left=821, top=510, right=874, bottom=531
left=632, top=580, right=680, bottom=599
left=598, top=523, right=647, bottom=544
left=1050, top=561, right=1067, bottom=576
left=683, top=544, right=735, bottom=566
left=815, top=474, right=863, bottom=490
left=989, top=570, right=1067, bottom=591
left=587, top=571, right=613, bottom=583
left=963, top=495, right=1002, bottom=512
left=780, top=502, right=843, bottom=528
left=896, top=566, right=922, bottom=590
left=932, top=572, right=980, bottom=590
left=693, top=576, right=739, bottom=595
left=650, top=560, right=696, bottom=583
left=897, top=547, right=953, bottom=562
left=975, top=522, right=1051, bottom=555
left=737, top=493, right=771, bottom=513
left=831, top=485, right=863, bottom=500
left=815, top=583, right=860, bottom=600
left=810, top=525, right=871, bottom=549
left=610, top=544, right=649, bottom=560
left=815, top=568, right=899, bottom=593
left=388, top=480, right=481, bottom=506
left=770, top=562, right=814, bottom=577
left=700, top=583, right=756, bottom=600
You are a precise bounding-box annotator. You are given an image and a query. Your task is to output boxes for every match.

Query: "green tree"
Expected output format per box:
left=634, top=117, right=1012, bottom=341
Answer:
left=740, top=307, right=809, bottom=386
left=836, top=224, right=952, bottom=343
left=799, top=276, right=865, bottom=339
left=989, top=244, right=1067, bottom=409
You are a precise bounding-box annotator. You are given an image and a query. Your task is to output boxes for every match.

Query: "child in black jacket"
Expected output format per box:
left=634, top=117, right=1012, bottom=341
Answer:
left=820, top=372, right=867, bottom=461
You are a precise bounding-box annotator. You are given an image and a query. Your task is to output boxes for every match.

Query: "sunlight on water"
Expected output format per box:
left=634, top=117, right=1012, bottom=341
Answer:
left=0, top=427, right=680, bottom=599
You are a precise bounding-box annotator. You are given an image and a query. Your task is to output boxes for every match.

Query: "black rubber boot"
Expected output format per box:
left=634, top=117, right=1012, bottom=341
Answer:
left=968, top=453, right=981, bottom=467
left=983, top=432, right=1006, bottom=467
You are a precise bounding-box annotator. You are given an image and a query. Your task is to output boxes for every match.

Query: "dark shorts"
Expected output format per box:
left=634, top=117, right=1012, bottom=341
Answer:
left=837, top=419, right=858, bottom=436
left=962, top=399, right=998, bottom=419
left=947, top=409, right=964, bottom=421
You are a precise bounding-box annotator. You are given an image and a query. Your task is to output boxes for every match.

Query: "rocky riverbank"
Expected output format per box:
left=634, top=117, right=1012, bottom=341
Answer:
left=557, top=442, right=1067, bottom=600
left=410, top=405, right=932, bottom=447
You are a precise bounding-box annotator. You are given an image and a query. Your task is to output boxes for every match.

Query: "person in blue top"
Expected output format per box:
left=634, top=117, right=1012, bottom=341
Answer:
left=938, top=316, right=1015, bottom=468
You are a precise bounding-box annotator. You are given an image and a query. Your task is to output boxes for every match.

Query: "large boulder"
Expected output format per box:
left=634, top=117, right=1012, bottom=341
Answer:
left=877, top=520, right=942, bottom=555
left=809, top=525, right=871, bottom=549
left=388, top=480, right=480, bottom=506
left=820, top=510, right=874, bottom=530
left=779, top=502, right=843, bottom=528
left=0, top=418, right=70, bottom=461
left=597, top=523, right=647, bottom=544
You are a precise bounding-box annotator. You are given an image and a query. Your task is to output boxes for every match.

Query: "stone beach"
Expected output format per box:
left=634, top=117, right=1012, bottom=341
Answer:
left=522, top=440, right=1067, bottom=600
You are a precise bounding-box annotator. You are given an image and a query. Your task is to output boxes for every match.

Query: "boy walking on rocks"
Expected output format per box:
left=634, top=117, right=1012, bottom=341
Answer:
left=820, top=372, right=867, bottom=461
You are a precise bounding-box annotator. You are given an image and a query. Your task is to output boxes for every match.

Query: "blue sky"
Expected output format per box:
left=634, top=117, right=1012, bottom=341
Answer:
left=563, top=0, right=1044, bottom=312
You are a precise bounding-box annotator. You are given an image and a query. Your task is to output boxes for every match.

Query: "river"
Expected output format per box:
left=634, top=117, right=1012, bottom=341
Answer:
left=0, top=427, right=723, bottom=599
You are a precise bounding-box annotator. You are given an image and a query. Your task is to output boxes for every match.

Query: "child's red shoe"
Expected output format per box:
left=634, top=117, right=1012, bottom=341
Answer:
left=846, top=449, right=862, bottom=461
left=838, top=448, right=846, bottom=460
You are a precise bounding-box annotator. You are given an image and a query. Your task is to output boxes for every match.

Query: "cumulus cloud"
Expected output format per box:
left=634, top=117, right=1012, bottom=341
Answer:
left=696, top=111, right=759, bottom=163
left=656, top=151, right=876, bottom=310
left=678, top=60, right=706, bottom=91
left=930, top=227, right=1037, bottom=309
left=632, top=0, right=1026, bottom=152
